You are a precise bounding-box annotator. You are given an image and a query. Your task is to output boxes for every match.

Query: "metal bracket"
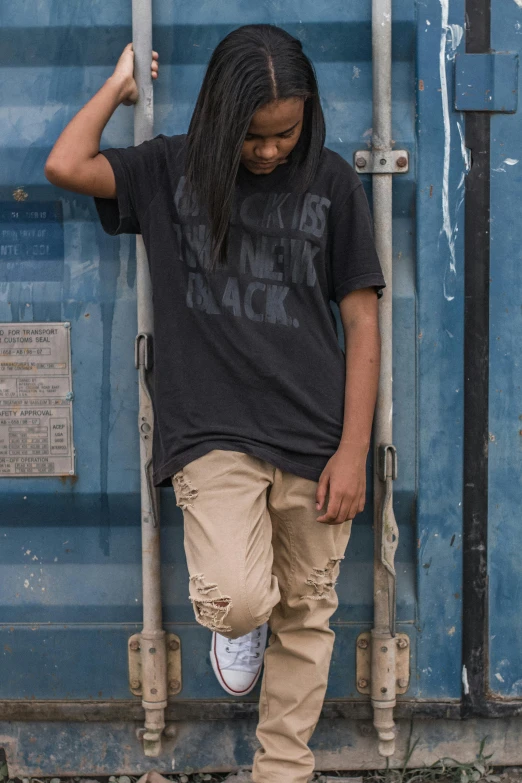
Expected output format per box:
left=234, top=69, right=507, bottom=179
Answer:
left=356, top=632, right=410, bottom=695
left=128, top=633, right=182, bottom=697
left=455, top=53, right=519, bottom=113
left=135, top=332, right=153, bottom=371
left=354, top=150, right=409, bottom=174
left=378, top=443, right=398, bottom=482
left=377, top=444, right=399, bottom=636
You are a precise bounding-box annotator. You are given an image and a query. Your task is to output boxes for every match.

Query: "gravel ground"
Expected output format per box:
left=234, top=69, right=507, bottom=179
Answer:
left=3, top=770, right=520, bottom=783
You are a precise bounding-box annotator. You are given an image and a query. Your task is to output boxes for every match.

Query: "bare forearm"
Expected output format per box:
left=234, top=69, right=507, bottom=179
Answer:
left=43, top=43, right=157, bottom=197
left=315, top=289, right=381, bottom=524
left=46, top=76, right=127, bottom=172
left=340, top=317, right=381, bottom=452
left=315, top=304, right=380, bottom=524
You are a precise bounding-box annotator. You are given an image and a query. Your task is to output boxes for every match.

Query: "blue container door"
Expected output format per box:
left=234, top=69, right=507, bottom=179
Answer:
left=0, top=0, right=472, bottom=751
left=487, top=1, right=522, bottom=699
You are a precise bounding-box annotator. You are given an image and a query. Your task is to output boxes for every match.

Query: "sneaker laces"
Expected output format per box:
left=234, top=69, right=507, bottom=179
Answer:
left=224, top=627, right=262, bottom=666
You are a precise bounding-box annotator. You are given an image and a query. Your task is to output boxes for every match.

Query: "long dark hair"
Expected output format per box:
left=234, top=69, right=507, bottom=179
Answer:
left=185, top=24, right=325, bottom=270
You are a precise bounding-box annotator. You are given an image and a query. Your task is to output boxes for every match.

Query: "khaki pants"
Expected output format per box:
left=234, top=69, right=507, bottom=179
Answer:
left=172, top=450, right=353, bottom=783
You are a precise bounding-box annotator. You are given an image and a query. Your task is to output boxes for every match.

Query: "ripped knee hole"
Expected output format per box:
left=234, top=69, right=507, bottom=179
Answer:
left=189, top=573, right=233, bottom=633
left=173, top=471, right=199, bottom=510
left=300, top=557, right=344, bottom=601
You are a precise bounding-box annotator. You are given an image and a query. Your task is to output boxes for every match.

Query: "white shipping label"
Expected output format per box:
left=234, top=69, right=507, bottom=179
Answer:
left=0, top=322, right=74, bottom=477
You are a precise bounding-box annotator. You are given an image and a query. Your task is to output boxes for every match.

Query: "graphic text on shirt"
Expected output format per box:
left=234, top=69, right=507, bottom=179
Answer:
left=173, top=176, right=332, bottom=329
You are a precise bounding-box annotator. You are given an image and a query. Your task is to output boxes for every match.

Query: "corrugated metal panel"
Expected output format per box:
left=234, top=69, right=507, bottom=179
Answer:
left=415, top=0, right=466, bottom=698
left=6, top=0, right=520, bottom=772
left=0, top=0, right=425, bottom=709
left=488, top=0, right=522, bottom=698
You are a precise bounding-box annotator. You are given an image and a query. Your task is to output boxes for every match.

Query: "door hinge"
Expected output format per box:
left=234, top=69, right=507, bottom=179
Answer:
left=356, top=631, right=410, bottom=694
left=455, top=53, right=519, bottom=113
left=128, top=633, right=182, bottom=697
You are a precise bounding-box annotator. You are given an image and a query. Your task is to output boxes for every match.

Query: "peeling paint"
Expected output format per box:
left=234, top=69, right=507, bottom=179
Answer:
left=439, top=8, right=465, bottom=302
left=456, top=122, right=471, bottom=173
left=462, top=664, right=470, bottom=695
left=439, top=2, right=456, bottom=300
left=446, top=23, right=463, bottom=56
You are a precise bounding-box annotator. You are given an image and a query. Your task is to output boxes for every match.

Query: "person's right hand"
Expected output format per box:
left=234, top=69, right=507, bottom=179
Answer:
left=112, top=43, right=159, bottom=105
left=44, top=43, right=160, bottom=199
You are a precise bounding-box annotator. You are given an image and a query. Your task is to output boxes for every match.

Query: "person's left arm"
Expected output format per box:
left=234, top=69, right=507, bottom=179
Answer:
left=315, top=287, right=380, bottom=524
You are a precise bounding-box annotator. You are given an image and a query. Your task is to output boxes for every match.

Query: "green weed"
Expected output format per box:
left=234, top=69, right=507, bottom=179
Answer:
left=369, top=737, right=501, bottom=783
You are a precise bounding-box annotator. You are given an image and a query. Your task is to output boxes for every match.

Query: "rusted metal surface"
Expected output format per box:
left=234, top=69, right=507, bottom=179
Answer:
left=128, top=633, right=182, bottom=697
left=0, top=698, right=462, bottom=722
left=356, top=632, right=410, bottom=696
left=4, top=717, right=522, bottom=776
left=353, top=149, right=410, bottom=174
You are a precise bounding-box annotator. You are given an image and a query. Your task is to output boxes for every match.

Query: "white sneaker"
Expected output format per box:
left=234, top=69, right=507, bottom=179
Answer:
left=211, top=624, right=268, bottom=696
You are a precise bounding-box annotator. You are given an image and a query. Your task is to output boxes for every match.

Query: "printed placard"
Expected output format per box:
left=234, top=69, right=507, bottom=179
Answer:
left=0, top=323, right=74, bottom=476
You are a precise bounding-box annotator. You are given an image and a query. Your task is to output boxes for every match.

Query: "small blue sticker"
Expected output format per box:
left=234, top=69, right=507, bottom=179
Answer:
left=0, top=202, right=64, bottom=282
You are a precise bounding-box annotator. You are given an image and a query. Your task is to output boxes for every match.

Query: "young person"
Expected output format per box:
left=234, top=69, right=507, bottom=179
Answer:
left=45, top=25, right=385, bottom=783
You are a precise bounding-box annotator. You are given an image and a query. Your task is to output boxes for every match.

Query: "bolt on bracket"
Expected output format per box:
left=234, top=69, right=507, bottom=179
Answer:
left=128, top=633, right=182, bottom=697
left=356, top=631, right=410, bottom=695
left=354, top=150, right=409, bottom=174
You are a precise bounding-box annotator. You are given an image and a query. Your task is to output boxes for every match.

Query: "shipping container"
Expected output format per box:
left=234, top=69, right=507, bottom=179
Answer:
left=0, top=0, right=521, bottom=775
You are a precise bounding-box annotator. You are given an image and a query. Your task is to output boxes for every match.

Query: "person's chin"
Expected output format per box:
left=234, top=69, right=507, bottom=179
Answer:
left=244, top=160, right=285, bottom=174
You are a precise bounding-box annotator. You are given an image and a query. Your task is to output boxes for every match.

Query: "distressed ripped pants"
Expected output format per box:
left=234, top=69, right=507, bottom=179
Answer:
left=172, top=450, right=353, bottom=783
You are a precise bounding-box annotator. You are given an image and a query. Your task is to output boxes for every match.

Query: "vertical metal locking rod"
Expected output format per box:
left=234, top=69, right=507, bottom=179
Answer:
left=132, top=0, right=168, bottom=757
left=371, top=0, right=400, bottom=758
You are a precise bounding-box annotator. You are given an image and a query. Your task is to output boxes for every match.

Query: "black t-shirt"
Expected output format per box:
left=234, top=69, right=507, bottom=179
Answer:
left=94, top=134, right=385, bottom=486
